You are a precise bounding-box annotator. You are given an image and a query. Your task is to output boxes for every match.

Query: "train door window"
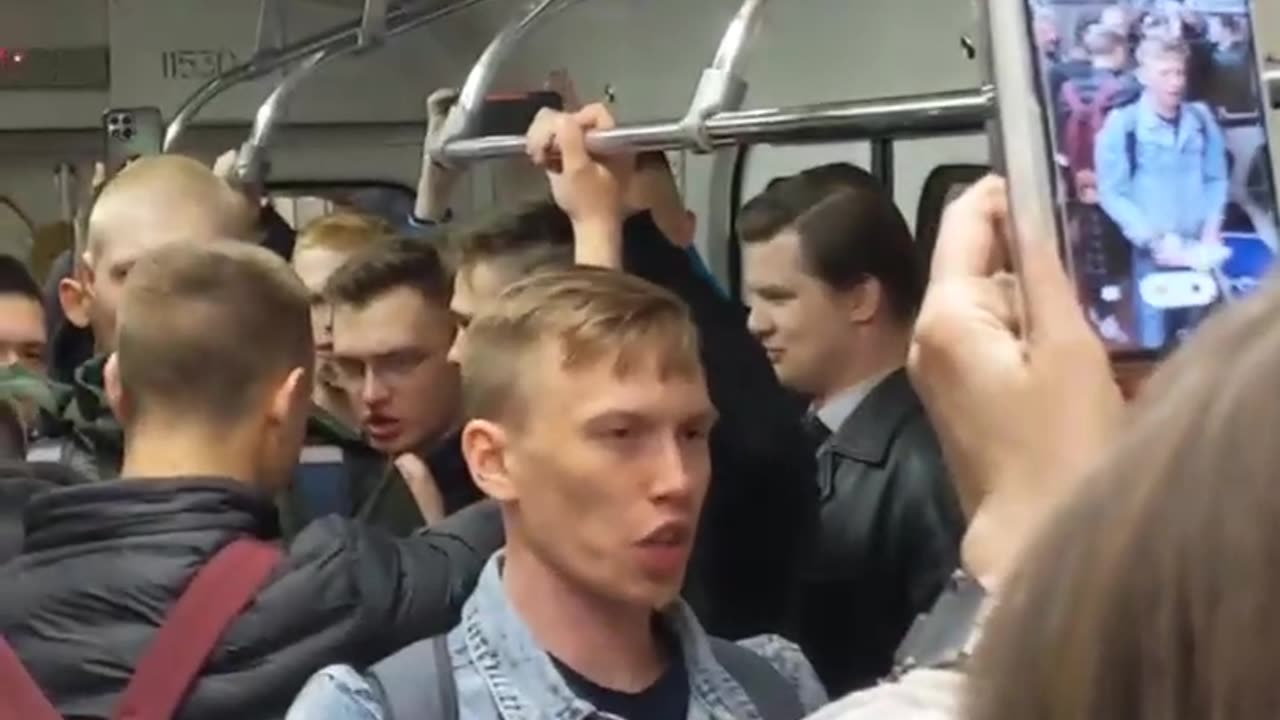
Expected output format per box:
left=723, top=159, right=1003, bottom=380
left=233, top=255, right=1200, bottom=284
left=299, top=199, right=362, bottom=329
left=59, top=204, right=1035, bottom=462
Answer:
left=265, top=181, right=417, bottom=231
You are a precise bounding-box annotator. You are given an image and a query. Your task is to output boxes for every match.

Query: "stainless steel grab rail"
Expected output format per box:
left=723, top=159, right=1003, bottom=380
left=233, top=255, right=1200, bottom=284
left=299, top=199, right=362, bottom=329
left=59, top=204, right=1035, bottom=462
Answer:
left=438, top=63, right=1280, bottom=161
left=164, top=0, right=493, bottom=151
left=431, top=0, right=591, bottom=164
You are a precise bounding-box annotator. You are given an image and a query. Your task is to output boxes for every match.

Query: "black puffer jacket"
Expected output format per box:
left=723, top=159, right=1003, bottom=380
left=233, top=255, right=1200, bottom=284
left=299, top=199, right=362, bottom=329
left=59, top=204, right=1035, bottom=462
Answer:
left=0, top=478, right=503, bottom=720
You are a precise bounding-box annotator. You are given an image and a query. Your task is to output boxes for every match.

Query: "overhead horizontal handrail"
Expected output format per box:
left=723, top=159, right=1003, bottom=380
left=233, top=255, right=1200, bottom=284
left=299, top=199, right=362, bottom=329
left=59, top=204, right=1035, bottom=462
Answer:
left=438, top=63, right=1280, bottom=162
left=676, top=0, right=769, bottom=151
left=164, top=0, right=493, bottom=151
left=432, top=0, right=591, bottom=163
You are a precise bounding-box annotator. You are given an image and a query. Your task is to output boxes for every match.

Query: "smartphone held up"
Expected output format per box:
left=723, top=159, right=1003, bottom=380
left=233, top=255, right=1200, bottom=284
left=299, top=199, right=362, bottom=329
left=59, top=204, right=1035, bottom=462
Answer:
left=985, top=0, right=1279, bottom=358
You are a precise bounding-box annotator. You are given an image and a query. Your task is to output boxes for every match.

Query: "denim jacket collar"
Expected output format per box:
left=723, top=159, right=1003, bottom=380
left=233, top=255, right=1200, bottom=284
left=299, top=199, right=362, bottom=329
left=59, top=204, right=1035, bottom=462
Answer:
left=458, top=551, right=764, bottom=720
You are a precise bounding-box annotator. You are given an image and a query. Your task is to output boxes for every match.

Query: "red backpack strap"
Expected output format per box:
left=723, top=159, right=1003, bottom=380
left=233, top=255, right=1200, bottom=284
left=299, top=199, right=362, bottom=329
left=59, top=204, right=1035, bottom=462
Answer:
left=0, top=637, right=63, bottom=720
left=113, top=538, right=283, bottom=720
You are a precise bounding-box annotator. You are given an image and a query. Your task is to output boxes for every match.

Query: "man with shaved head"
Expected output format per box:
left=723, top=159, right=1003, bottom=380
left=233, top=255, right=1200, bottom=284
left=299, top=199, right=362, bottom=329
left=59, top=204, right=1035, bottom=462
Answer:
left=0, top=240, right=500, bottom=720
left=29, top=155, right=258, bottom=478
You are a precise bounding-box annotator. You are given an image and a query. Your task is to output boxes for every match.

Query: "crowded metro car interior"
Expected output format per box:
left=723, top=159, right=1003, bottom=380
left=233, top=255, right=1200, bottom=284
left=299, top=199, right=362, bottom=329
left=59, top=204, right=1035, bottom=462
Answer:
left=1, top=0, right=1280, bottom=718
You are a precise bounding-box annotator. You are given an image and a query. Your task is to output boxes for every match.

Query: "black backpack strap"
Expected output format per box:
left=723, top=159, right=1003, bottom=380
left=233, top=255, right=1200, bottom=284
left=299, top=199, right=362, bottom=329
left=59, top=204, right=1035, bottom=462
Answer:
left=367, top=635, right=456, bottom=720
left=709, top=637, right=804, bottom=720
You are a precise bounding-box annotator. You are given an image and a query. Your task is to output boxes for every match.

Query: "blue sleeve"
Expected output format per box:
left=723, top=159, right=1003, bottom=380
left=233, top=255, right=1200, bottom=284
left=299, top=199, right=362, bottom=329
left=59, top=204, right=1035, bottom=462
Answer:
left=1095, top=107, right=1155, bottom=246
left=285, top=665, right=387, bottom=720
left=399, top=213, right=448, bottom=241
left=1196, top=103, right=1230, bottom=227
left=686, top=246, right=730, bottom=299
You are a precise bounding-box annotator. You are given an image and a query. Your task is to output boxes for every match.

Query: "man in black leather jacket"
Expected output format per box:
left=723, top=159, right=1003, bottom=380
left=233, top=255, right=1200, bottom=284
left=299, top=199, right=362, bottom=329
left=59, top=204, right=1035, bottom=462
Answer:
left=0, top=241, right=502, bottom=720
left=739, top=164, right=965, bottom=694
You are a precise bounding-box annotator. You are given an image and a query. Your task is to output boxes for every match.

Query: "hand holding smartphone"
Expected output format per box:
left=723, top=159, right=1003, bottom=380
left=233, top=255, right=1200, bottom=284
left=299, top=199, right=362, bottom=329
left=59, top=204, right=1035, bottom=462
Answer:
left=984, top=0, right=1280, bottom=358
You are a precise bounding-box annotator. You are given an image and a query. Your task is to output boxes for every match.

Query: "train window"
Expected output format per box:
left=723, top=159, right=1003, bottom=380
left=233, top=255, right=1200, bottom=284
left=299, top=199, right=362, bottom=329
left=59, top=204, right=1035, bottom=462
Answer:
left=265, top=181, right=416, bottom=230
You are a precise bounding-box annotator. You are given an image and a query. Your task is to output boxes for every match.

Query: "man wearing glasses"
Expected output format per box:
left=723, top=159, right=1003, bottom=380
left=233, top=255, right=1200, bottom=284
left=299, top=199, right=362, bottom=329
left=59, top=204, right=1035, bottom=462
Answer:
left=322, top=238, right=474, bottom=533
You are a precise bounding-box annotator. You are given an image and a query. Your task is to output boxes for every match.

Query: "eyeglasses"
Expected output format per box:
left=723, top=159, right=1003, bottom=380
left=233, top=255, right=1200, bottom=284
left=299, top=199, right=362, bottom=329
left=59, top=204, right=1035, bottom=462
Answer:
left=331, top=348, right=436, bottom=390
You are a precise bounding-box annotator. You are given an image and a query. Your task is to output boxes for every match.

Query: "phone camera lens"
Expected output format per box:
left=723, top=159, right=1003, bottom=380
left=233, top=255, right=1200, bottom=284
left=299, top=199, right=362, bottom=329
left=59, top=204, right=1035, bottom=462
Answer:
left=121, top=115, right=133, bottom=126
left=122, top=128, right=135, bottom=140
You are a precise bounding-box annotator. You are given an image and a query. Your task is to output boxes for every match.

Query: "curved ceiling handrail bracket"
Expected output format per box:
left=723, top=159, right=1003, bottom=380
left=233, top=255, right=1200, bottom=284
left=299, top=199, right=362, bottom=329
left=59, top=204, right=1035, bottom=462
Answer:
left=677, top=0, right=769, bottom=153
left=432, top=0, right=591, bottom=165
left=234, top=50, right=332, bottom=187
left=163, top=0, right=495, bottom=152
left=1269, top=65, right=1279, bottom=107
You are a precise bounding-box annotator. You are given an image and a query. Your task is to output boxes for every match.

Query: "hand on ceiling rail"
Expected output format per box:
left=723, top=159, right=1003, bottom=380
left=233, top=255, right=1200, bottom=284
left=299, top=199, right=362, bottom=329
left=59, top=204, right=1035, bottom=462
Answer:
left=433, top=0, right=592, bottom=164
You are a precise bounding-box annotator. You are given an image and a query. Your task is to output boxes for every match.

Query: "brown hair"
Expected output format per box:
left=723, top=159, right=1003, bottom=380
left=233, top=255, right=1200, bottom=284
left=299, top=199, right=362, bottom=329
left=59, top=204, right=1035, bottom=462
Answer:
left=969, top=279, right=1280, bottom=720
left=116, top=241, right=311, bottom=425
left=460, top=266, right=700, bottom=424
left=324, top=237, right=452, bottom=310
left=447, top=199, right=575, bottom=278
left=292, top=212, right=394, bottom=260
left=740, top=170, right=923, bottom=320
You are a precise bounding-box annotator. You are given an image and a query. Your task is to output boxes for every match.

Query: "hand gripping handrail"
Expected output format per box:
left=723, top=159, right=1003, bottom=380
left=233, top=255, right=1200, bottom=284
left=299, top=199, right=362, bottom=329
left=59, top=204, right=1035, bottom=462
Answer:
left=163, top=0, right=493, bottom=151
left=438, top=61, right=1280, bottom=162
left=431, top=0, right=591, bottom=164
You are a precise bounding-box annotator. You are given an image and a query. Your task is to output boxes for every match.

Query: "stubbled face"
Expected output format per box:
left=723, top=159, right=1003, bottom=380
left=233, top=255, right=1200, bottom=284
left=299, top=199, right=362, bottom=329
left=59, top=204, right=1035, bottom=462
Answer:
left=504, top=343, right=716, bottom=610
left=448, top=260, right=512, bottom=366
left=292, top=245, right=357, bottom=386
left=332, top=286, right=459, bottom=454
left=0, top=293, right=46, bottom=373
left=743, top=230, right=852, bottom=397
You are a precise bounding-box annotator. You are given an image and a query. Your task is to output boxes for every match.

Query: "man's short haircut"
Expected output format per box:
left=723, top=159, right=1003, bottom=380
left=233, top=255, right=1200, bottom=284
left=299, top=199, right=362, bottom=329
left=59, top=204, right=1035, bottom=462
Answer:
left=448, top=199, right=575, bottom=279
left=116, top=242, right=311, bottom=425
left=85, top=155, right=256, bottom=266
left=461, top=266, right=701, bottom=425
left=1084, top=23, right=1127, bottom=56
left=325, top=237, right=452, bottom=309
left=739, top=166, right=924, bottom=320
left=1137, top=34, right=1190, bottom=64
left=292, top=212, right=394, bottom=261
left=0, top=255, right=40, bottom=304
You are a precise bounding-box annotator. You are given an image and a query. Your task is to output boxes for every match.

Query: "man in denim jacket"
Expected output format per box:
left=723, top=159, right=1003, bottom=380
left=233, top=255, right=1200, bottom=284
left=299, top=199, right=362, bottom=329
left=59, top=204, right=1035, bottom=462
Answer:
left=1096, top=33, right=1230, bottom=350
left=288, top=263, right=822, bottom=719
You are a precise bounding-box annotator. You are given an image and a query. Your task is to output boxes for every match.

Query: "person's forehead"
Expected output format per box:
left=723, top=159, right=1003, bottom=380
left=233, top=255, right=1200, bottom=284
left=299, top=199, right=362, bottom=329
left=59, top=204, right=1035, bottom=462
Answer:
left=292, top=246, right=354, bottom=296
left=333, top=286, right=452, bottom=349
left=526, top=339, right=709, bottom=417
left=0, top=295, right=46, bottom=340
left=742, top=230, right=807, bottom=277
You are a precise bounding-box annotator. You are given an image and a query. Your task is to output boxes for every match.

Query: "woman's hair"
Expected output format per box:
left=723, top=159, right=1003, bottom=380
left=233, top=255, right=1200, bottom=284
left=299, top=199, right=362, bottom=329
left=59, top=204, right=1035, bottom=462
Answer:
left=969, top=277, right=1280, bottom=720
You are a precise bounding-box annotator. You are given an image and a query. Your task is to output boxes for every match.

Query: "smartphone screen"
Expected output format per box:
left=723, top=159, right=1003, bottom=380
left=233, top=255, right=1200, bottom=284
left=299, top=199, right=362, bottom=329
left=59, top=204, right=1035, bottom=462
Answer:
left=1021, top=0, right=1279, bottom=357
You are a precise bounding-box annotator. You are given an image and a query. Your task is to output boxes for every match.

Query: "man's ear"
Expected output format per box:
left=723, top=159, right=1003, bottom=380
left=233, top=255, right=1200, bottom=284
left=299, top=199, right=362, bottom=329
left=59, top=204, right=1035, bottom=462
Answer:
left=103, top=353, right=129, bottom=423
left=267, top=367, right=308, bottom=427
left=461, top=419, right=517, bottom=502
left=58, top=263, right=94, bottom=329
left=842, top=278, right=883, bottom=325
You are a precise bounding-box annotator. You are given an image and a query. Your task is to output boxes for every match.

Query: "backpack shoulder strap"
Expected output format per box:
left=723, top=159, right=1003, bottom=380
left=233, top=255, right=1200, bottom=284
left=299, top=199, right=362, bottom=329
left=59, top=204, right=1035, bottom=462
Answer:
left=0, top=636, right=62, bottom=720
left=709, top=637, right=804, bottom=720
left=113, top=538, right=283, bottom=720
left=367, top=635, right=456, bottom=720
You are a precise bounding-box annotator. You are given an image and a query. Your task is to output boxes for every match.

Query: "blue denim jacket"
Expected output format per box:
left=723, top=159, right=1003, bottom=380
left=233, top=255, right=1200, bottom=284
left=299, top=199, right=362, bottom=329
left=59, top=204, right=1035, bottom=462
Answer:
left=1096, top=94, right=1229, bottom=247
left=286, top=552, right=825, bottom=720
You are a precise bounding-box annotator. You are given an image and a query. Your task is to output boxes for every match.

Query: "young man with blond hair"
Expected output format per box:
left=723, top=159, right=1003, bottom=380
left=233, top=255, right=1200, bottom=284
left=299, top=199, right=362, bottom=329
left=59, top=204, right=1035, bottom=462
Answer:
left=290, top=266, right=820, bottom=720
